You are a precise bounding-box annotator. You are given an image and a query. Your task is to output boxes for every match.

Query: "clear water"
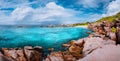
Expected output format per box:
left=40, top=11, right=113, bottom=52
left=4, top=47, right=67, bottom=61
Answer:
left=0, top=27, right=91, bottom=53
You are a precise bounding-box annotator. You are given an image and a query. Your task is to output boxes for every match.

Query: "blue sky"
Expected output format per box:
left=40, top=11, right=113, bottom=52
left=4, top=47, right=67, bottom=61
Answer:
left=0, top=0, right=120, bottom=25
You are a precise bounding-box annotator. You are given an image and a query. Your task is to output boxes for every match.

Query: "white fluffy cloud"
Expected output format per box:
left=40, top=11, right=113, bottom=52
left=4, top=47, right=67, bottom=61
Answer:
left=0, top=0, right=120, bottom=25
left=77, top=0, right=111, bottom=8
left=0, top=10, right=15, bottom=24
left=11, top=7, right=33, bottom=21
left=0, top=2, right=82, bottom=25
left=102, top=0, right=120, bottom=17
left=79, top=0, right=120, bottom=20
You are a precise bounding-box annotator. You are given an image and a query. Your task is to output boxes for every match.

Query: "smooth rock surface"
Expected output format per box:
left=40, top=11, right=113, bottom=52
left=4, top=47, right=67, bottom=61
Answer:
left=82, top=37, right=115, bottom=56
left=78, top=45, right=120, bottom=61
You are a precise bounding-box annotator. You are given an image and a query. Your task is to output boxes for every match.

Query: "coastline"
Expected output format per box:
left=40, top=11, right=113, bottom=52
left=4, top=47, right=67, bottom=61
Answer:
left=0, top=21, right=120, bottom=61
left=44, top=21, right=120, bottom=61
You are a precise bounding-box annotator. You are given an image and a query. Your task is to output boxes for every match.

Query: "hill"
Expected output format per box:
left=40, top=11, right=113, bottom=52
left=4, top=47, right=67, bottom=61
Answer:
left=96, top=12, right=120, bottom=23
left=71, top=12, right=120, bottom=26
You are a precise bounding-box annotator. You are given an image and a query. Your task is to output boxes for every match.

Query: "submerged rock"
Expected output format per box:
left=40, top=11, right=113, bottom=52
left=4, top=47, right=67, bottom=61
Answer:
left=48, top=48, right=54, bottom=51
left=62, top=44, right=71, bottom=47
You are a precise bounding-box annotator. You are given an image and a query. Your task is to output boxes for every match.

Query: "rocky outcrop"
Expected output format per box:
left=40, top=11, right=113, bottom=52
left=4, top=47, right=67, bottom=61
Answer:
left=116, top=27, right=120, bottom=44
left=69, top=40, right=84, bottom=59
left=77, top=45, right=120, bottom=61
left=0, top=20, right=120, bottom=61
left=44, top=51, right=76, bottom=61
left=81, top=37, right=115, bottom=56
left=88, top=20, right=120, bottom=44
left=2, top=48, right=26, bottom=61
left=44, top=37, right=116, bottom=61
left=0, top=52, right=11, bottom=61
left=1, top=46, right=43, bottom=61
left=24, top=46, right=43, bottom=61
left=45, top=40, right=85, bottom=61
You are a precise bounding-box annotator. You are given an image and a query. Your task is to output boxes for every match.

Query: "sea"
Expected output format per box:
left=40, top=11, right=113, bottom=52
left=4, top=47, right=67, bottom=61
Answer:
left=0, top=26, right=91, bottom=54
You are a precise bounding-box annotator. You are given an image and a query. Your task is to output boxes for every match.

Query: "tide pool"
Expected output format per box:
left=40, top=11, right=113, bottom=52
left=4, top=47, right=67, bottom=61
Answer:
left=0, top=27, right=91, bottom=53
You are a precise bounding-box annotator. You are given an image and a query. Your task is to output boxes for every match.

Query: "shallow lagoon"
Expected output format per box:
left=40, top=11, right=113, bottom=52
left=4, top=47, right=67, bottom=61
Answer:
left=0, top=27, right=91, bottom=53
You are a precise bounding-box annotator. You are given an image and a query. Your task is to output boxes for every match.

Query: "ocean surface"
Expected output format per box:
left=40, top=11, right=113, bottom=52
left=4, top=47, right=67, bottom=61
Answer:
left=0, top=27, right=91, bottom=53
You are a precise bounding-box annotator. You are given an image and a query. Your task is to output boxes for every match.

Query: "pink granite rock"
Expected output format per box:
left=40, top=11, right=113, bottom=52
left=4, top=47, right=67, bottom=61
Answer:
left=1, top=46, right=43, bottom=61
left=2, top=48, right=26, bottom=61
left=107, top=32, right=116, bottom=41
left=82, top=37, right=115, bottom=56
left=24, top=46, right=43, bottom=61
left=44, top=52, right=64, bottom=61
left=0, top=52, right=12, bottom=61
left=44, top=51, right=76, bottom=61
left=77, top=45, right=120, bottom=61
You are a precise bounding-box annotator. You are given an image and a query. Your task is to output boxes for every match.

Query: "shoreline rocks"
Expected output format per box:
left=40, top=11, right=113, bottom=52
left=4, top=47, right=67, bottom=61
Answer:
left=45, top=20, right=120, bottom=61
left=0, top=52, right=11, bottom=61
left=1, top=46, right=43, bottom=61
left=0, top=20, right=120, bottom=61
left=77, top=45, right=120, bottom=61
left=44, top=51, right=76, bottom=61
left=81, top=37, right=115, bottom=56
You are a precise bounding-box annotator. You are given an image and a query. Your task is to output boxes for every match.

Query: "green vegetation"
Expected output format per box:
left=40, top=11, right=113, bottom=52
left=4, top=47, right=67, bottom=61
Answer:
left=70, top=22, right=89, bottom=26
left=96, top=16, right=116, bottom=22
left=71, top=12, right=120, bottom=27
left=96, top=12, right=120, bottom=23
left=112, top=27, right=117, bottom=33
left=116, top=12, right=120, bottom=19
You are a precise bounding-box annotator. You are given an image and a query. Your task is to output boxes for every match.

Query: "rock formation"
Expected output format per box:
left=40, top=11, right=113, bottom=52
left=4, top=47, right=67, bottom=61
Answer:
left=0, top=19, right=120, bottom=61
left=0, top=52, right=11, bottom=61
left=44, top=51, right=76, bottom=61
left=1, top=46, right=43, bottom=61
left=81, top=37, right=115, bottom=56
left=45, top=20, right=120, bottom=61
left=77, top=45, right=120, bottom=61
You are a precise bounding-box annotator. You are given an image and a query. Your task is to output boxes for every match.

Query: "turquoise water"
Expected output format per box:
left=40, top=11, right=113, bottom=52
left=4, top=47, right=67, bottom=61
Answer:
left=0, top=27, right=91, bottom=53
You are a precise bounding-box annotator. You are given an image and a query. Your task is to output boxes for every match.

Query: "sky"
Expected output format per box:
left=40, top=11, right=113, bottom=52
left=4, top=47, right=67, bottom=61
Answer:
left=0, top=0, right=120, bottom=25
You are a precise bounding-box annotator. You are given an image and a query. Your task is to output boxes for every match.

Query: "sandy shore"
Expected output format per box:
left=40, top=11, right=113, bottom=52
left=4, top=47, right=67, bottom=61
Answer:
left=75, top=26, right=88, bottom=28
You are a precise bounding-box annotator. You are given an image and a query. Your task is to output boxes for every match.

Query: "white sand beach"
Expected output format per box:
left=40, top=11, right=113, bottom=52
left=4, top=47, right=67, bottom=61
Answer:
left=75, top=26, right=88, bottom=28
